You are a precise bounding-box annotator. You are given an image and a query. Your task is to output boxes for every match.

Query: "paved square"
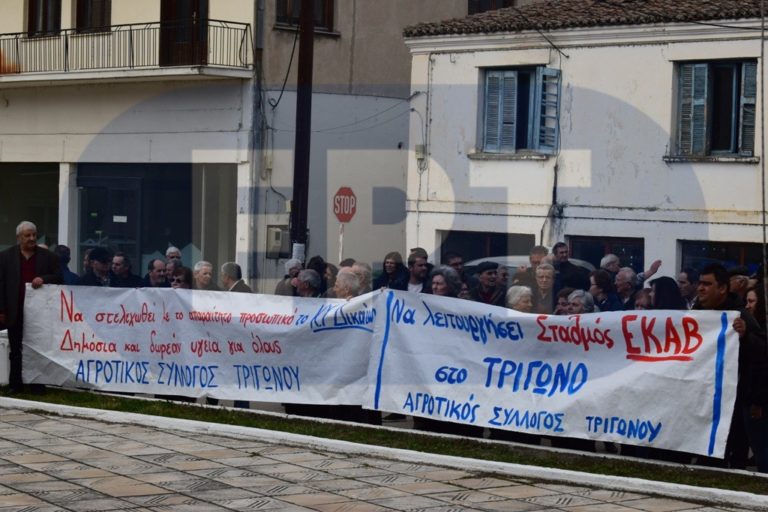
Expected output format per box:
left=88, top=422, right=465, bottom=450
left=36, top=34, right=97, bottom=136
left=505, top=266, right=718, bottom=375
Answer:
left=0, top=406, right=760, bottom=511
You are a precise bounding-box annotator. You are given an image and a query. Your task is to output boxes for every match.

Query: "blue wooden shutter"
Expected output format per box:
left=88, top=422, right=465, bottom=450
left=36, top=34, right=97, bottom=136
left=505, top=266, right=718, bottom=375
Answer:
left=484, top=70, right=517, bottom=152
left=533, top=67, right=561, bottom=154
left=739, top=61, right=757, bottom=156
left=678, top=63, right=709, bottom=155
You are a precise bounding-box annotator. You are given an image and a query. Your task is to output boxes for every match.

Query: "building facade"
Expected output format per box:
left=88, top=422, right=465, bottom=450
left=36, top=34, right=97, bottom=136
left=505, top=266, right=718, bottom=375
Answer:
left=0, top=0, right=482, bottom=289
left=404, top=0, right=767, bottom=274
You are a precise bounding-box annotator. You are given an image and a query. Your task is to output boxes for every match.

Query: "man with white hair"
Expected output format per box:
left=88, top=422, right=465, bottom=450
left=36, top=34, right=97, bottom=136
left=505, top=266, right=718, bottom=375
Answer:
left=293, top=269, right=322, bottom=298
left=275, top=258, right=302, bottom=296
left=351, top=262, right=372, bottom=294
left=615, top=266, right=637, bottom=310
left=333, top=268, right=361, bottom=300
left=165, top=246, right=182, bottom=265
left=193, top=261, right=220, bottom=291
left=0, top=221, right=62, bottom=392
left=600, top=253, right=621, bottom=277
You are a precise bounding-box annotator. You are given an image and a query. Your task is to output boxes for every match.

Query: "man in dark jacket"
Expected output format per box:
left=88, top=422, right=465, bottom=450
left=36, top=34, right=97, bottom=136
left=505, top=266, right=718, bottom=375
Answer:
left=0, top=221, right=62, bottom=392
left=469, top=261, right=506, bottom=307
left=76, top=247, right=111, bottom=286
left=221, top=262, right=252, bottom=293
left=109, top=252, right=143, bottom=288
left=695, top=263, right=767, bottom=470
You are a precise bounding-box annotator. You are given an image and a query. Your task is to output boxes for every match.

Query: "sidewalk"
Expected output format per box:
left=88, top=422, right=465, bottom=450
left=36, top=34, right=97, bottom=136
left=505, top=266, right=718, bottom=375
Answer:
left=0, top=399, right=763, bottom=512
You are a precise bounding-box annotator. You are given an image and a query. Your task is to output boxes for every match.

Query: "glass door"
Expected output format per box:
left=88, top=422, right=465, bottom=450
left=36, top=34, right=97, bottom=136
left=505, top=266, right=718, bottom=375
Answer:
left=78, top=177, right=141, bottom=273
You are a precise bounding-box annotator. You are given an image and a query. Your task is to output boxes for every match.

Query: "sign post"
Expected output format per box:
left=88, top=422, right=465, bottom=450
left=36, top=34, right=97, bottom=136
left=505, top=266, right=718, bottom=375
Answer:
left=333, top=187, right=357, bottom=262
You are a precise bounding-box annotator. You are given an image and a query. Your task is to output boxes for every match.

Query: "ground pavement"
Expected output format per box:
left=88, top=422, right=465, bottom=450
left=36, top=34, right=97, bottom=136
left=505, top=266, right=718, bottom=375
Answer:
left=0, top=402, right=762, bottom=512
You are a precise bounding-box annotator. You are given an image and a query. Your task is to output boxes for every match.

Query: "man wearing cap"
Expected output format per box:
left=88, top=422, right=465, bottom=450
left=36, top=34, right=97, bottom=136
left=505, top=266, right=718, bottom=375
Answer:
left=0, top=221, right=62, bottom=392
left=77, top=247, right=111, bottom=286
left=469, top=261, right=506, bottom=307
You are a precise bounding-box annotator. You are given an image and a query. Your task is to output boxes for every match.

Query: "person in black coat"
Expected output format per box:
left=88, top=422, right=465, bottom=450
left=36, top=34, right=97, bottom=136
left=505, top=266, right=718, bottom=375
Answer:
left=372, top=251, right=408, bottom=290
left=110, top=252, right=143, bottom=288
left=0, top=221, right=62, bottom=392
left=76, top=247, right=111, bottom=287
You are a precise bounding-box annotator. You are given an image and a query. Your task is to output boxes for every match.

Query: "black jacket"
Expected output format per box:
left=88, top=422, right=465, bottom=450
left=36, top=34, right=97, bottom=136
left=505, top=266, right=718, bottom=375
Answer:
left=695, top=294, right=768, bottom=405
left=373, top=266, right=409, bottom=291
left=0, top=246, right=62, bottom=326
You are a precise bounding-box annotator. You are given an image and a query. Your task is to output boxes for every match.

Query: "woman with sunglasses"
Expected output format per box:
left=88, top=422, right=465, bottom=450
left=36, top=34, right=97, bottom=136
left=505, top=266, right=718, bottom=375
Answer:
left=170, top=266, right=193, bottom=289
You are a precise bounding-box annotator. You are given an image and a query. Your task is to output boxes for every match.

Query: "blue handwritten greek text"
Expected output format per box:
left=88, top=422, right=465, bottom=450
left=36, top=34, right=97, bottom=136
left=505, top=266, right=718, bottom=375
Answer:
left=585, top=415, right=662, bottom=442
left=157, top=362, right=218, bottom=388
left=483, top=357, right=588, bottom=396
left=75, top=359, right=150, bottom=385
left=234, top=364, right=300, bottom=391
left=488, top=406, right=565, bottom=432
left=402, top=391, right=479, bottom=423
left=422, top=303, right=523, bottom=344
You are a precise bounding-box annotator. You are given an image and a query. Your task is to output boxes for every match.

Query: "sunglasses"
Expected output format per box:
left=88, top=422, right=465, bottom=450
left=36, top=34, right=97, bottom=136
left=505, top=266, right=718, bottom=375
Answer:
left=171, top=277, right=186, bottom=284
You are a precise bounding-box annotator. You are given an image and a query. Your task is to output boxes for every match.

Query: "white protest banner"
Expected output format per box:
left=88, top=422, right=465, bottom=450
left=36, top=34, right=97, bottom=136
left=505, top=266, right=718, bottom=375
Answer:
left=23, top=285, right=376, bottom=404
left=365, top=290, right=739, bottom=458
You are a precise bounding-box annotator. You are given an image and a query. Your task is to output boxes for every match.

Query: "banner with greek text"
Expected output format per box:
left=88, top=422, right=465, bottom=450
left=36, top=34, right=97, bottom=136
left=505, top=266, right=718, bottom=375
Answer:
left=23, top=286, right=739, bottom=457
left=365, top=290, right=739, bottom=457
left=23, top=285, right=376, bottom=404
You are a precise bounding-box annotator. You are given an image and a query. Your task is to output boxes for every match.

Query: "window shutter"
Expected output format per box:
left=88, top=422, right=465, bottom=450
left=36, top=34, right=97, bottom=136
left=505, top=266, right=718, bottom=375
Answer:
left=533, top=67, right=561, bottom=155
left=739, top=61, right=757, bottom=156
left=484, top=70, right=516, bottom=152
left=678, top=63, right=709, bottom=156
left=499, top=71, right=518, bottom=152
left=484, top=71, right=502, bottom=152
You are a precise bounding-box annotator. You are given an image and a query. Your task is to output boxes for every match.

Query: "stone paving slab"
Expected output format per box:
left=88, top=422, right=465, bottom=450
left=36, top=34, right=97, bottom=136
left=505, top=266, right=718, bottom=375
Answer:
left=0, top=405, right=761, bottom=512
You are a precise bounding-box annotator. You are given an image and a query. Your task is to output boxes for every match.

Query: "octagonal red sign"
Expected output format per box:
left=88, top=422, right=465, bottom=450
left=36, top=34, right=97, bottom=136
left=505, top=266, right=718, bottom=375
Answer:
left=333, top=187, right=357, bottom=223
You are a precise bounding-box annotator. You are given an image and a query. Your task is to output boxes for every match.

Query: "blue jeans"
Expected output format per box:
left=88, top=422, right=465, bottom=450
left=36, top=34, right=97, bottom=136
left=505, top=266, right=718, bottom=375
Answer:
left=744, top=405, right=768, bottom=473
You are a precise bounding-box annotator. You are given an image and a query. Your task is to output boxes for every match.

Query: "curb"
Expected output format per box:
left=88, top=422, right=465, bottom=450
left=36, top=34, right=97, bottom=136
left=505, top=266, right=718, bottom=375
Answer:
left=1, top=396, right=766, bottom=510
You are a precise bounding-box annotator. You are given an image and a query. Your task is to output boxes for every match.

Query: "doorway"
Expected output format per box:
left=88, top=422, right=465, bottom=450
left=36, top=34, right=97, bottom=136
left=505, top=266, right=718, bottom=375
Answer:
left=159, top=0, right=209, bottom=66
left=78, top=177, right=142, bottom=274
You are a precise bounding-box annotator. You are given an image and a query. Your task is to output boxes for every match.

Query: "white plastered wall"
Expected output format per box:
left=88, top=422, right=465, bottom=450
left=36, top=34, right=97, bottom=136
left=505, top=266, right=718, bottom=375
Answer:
left=406, top=28, right=766, bottom=272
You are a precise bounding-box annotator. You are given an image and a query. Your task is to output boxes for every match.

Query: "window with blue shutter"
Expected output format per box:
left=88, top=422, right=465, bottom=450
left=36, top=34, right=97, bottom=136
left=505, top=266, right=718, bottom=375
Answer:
left=482, top=66, right=560, bottom=154
left=675, top=60, right=756, bottom=157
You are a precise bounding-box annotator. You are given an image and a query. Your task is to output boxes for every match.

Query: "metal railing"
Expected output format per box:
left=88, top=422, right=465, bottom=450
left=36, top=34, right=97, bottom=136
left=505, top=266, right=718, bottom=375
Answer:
left=0, top=19, right=253, bottom=75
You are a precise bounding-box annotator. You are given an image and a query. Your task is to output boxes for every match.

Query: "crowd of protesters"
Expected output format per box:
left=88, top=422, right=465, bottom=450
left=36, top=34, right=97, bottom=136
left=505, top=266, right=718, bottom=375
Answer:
left=2, top=220, right=767, bottom=472
left=266, top=244, right=768, bottom=473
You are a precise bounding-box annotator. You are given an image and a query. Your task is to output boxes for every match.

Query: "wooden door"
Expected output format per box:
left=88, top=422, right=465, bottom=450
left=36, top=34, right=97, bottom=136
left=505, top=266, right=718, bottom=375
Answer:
left=159, top=0, right=208, bottom=66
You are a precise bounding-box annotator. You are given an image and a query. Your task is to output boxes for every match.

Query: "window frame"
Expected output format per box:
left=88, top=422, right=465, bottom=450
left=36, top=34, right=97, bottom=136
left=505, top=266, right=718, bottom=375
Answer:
left=674, top=59, right=757, bottom=158
left=275, top=0, right=334, bottom=33
left=27, top=0, right=62, bottom=37
left=480, top=66, right=561, bottom=156
left=76, top=0, right=112, bottom=34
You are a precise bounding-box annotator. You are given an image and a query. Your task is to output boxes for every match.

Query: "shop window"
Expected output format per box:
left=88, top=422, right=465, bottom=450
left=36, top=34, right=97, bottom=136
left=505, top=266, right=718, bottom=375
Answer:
left=569, top=236, right=645, bottom=273
left=680, top=240, right=762, bottom=275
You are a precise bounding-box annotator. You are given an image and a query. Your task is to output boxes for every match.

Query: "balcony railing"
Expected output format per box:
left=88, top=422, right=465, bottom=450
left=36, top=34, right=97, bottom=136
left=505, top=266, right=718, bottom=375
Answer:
left=0, top=19, right=253, bottom=75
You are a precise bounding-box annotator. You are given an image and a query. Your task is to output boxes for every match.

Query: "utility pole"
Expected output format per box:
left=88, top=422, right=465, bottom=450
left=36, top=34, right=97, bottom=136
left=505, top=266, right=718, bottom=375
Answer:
left=290, top=0, right=314, bottom=262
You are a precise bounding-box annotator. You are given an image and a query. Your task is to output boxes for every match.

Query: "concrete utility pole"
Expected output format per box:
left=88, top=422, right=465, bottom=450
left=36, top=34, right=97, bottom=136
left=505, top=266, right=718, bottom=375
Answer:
left=290, top=0, right=314, bottom=261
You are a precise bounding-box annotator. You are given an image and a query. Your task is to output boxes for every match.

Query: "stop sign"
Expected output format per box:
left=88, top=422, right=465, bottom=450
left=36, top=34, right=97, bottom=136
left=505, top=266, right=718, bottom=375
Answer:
left=333, top=187, right=357, bottom=223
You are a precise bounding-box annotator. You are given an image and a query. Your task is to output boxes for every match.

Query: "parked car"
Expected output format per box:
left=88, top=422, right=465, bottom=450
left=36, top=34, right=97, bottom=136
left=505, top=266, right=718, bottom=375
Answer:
left=463, top=255, right=595, bottom=287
